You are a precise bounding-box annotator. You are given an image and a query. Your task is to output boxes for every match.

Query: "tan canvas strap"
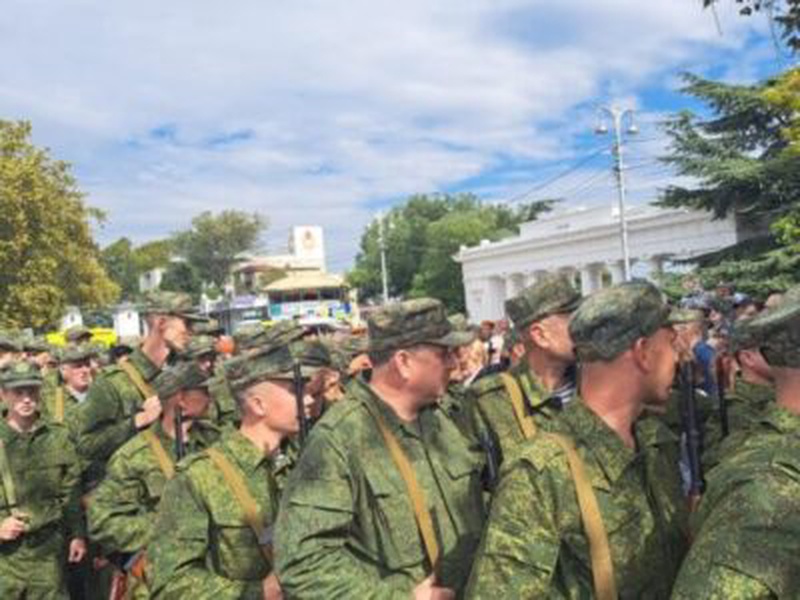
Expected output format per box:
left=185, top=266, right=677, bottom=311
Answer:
left=547, top=433, right=617, bottom=600
left=0, top=440, right=19, bottom=516
left=500, top=372, right=537, bottom=439
left=206, top=447, right=273, bottom=565
left=119, top=358, right=156, bottom=399
left=54, top=387, right=65, bottom=423
left=142, top=429, right=175, bottom=480
left=364, top=401, right=440, bottom=573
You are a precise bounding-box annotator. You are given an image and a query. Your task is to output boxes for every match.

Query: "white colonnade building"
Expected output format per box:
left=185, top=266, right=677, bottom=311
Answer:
left=454, top=204, right=759, bottom=323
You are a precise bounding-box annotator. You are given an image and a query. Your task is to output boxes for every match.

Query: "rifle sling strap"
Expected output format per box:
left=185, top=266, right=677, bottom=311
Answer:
left=119, top=358, right=156, bottom=400
left=142, top=429, right=175, bottom=480
left=500, top=372, right=537, bottom=439
left=364, top=400, right=440, bottom=573
left=546, top=433, right=617, bottom=600
left=206, top=447, right=273, bottom=566
left=0, top=440, right=19, bottom=516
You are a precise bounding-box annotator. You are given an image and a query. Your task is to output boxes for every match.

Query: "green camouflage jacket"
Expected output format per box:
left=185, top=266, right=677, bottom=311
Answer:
left=148, top=428, right=280, bottom=600
left=672, top=404, right=800, bottom=598
left=703, top=377, right=775, bottom=470
left=40, top=385, right=84, bottom=436
left=0, top=418, right=83, bottom=598
left=205, top=369, right=240, bottom=429
left=75, top=349, right=160, bottom=471
left=87, top=419, right=221, bottom=556
left=466, top=399, right=688, bottom=599
left=275, top=378, right=486, bottom=599
left=467, top=362, right=566, bottom=467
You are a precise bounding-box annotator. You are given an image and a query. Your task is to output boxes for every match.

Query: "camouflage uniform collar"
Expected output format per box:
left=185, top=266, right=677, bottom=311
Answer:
left=127, top=347, right=161, bottom=382
left=223, top=428, right=272, bottom=473
left=514, top=362, right=571, bottom=413
left=352, top=377, right=429, bottom=440
left=0, top=416, right=48, bottom=439
left=759, top=403, right=800, bottom=438
left=561, top=399, right=641, bottom=486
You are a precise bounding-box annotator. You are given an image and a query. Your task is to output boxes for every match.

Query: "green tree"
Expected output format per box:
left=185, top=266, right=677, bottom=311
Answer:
left=160, top=261, right=203, bottom=300
left=0, top=121, right=119, bottom=330
left=171, top=210, right=267, bottom=288
left=657, top=73, right=800, bottom=294
left=101, top=238, right=139, bottom=299
left=347, top=193, right=552, bottom=310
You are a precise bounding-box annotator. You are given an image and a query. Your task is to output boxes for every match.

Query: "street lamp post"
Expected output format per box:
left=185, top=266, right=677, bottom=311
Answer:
left=595, top=105, right=638, bottom=281
left=377, top=212, right=389, bottom=303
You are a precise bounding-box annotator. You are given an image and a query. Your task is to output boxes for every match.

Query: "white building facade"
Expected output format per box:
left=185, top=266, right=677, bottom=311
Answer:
left=455, top=204, right=758, bottom=323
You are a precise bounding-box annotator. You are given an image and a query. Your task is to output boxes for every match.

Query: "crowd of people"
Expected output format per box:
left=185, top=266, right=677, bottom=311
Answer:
left=0, top=275, right=796, bottom=599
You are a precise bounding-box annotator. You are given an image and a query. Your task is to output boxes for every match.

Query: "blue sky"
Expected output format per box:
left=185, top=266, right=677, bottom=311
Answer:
left=0, top=1, right=788, bottom=272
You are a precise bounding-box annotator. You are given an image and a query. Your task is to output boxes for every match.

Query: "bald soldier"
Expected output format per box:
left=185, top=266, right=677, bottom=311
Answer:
left=466, top=281, right=688, bottom=598
left=148, top=341, right=322, bottom=599
left=74, top=291, right=203, bottom=475
left=672, top=286, right=800, bottom=598
left=467, top=273, right=580, bottom=469
left=276, top=298, right=486, bottom=599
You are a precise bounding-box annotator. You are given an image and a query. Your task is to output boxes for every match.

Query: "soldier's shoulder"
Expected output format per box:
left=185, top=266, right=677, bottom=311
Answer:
left=174, top=448, right=214, bottom=477
left=508, top=433, right=569, bottom=473
left=470, top=371, right=507, bottom=398
left=111, top=430, right=154, bottom=461
left=315, top=394, right=366, bottom=431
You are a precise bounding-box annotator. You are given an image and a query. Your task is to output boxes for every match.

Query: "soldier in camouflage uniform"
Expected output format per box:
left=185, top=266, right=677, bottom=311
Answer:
left=275, top=298, right=486, bottom=599
left=40, top=344, right=95, bottom=432
left=87, top=362, right=219, bottom=598
left=74, top=291, right=203, bottom=477
left=438, top=313, right=478, bottom=438
left=671, top=286, right=800, bottom=598
left=466, top=273, right=581, bottom=469
left=466, top=281, right=688, bottom=598
left=0, top=361, right=86, bottom=599
left=148, top=340, right=322, bottom=599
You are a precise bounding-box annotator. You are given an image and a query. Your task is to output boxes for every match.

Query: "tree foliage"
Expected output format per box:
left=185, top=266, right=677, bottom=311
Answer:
left=704, top=0, right=800, bottom=52
left=171, top=210, right=267, bottom=288
left=101, top=237, right=175, bottom=300
left=347, top=194, right=552, bottom=311
left=160, top=261, right=203, bottom=301
left=0, top=121, right=119, bottom=330
left=658, top=73, right=800, bottom=292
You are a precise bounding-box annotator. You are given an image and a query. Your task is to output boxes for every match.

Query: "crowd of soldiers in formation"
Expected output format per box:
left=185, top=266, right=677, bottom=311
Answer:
left=0, top=276, right=797, bottom=600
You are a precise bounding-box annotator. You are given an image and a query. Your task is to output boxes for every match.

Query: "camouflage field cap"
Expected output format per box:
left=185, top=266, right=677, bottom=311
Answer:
left=263, top=320, right=306, bottom=347
left=668, top=308, right=706, bottom=325
left=178, top=334, right=217, bottom=360
left=447, top=313, right=477, bottom=346
left=505, top=273, right=582, bottom=330
left=22, top=336, right=51, bottom=354
left=65, top=325, right=93, bottom=344
left=225, top=340, right=319, bottom=393
left=737, top=284, right=800, bottom=368
left=59, top=343, right=96, bottom=364
left=569, top=280, right=672, bottom=362
left=192, top=318, right=224, bottom=336
left=1, top=361, right=43, bottom=389
left=368, top=298, right=473, bottom=353
left=141, top=291, right=206, bottom=322
left=0, top=332, right=21, bottom=353
left=153, top=362, right=211, bottom=400
left=233, top=323, right=267, bottom=351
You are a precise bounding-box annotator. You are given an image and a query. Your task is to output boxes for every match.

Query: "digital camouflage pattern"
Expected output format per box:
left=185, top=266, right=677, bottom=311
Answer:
left=569, top=280, right=672, bottom=362
left=0, top=418, right=84, bottom=599
left=741, top=283, right=800, bottom=368
left=367, top=297, right=473, bottom=353
left=275, top=377, right=486, bottom=598
left=140, top=290, right=205, bottom=322
left=466, top=399, right=688, bottom=599
left=672, top=404, right=800, bottom=598
left=87, top=419, right=221, bottom=556
left=504, top=272, right=581, bottom=329
left=176, top=335, right=217, bottom=361
left=466, top=361, right=567, bottom=467
left=148, top=428, right=281, bottom=599
left=703, top=376, right=775, bottom=471
left=74, top=347, right=161, bottom=474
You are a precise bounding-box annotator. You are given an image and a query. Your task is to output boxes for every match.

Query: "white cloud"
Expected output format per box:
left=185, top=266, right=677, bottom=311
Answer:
left=0, top=0, right=774, bottom=271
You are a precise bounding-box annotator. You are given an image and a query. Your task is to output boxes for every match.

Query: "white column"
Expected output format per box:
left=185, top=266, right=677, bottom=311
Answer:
left=607, top=260, right=625, bottom=284
left=511, top=273, right=526, bottom=295
left=504, top=275, right=516, bottom=301
left=489, top=276, right=506, bottom=320
left=524, top=272, right=538, bottom=287
left=579, top=264, right=603, bottom=296
left=646, top=255, right=664, bottom=280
